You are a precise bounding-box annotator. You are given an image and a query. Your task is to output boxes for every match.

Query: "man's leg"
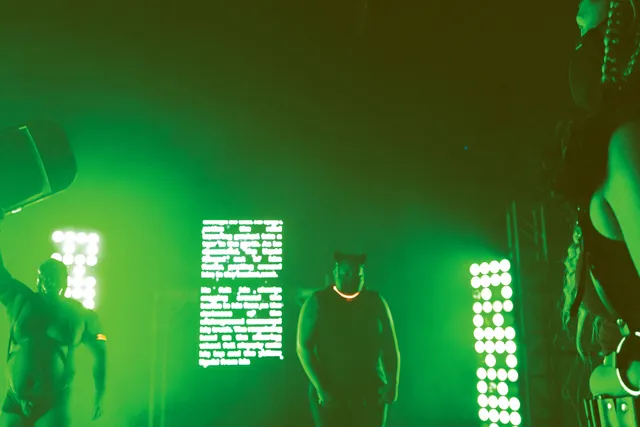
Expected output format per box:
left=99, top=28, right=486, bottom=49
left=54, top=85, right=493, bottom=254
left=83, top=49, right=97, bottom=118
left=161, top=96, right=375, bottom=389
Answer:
left=32, top=409, right=69, bottom=427
left=33, top=393, right=71, bottom=427
left=0, top=392, right=31, bottom=427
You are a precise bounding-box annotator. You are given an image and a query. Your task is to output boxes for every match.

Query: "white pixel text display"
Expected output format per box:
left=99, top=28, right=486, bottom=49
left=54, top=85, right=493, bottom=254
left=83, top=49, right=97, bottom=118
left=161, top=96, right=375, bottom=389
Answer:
left=201, top=220, right=283, bottom=280
left=199, top=220, right=284, bottom=367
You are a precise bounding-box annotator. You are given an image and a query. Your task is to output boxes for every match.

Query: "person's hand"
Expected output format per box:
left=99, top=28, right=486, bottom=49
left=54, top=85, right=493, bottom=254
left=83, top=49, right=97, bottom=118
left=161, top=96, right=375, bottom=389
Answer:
left=317, top=387, right=336, bottom=407
left=19, top=400, right=33, bottom=417
left=92, top=392, right=104, bottom=421
left=377, top=382, right=398, bottom=405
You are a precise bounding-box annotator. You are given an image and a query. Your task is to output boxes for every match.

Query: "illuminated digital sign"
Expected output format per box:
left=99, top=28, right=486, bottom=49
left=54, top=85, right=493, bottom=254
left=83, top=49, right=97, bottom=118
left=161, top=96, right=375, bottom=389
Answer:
left=199, top=220, right=283, bottom=367
left=201, top=219, right=282, bottom=280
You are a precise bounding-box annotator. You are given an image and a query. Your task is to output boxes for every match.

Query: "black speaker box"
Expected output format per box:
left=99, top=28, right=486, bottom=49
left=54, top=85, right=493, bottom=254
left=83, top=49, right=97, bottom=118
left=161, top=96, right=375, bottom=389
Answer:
left=0, top=121, right=77, bottom=214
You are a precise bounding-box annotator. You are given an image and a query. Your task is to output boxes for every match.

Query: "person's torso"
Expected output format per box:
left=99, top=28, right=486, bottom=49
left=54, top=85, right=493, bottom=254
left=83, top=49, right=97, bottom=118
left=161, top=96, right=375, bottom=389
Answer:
left=7, top=293, right=86, bottom=399
left=583, top=193, right=640, bottom=402
left=314, top=287, right=384, bottom=391
left=580, top=201, right=640, bottom=330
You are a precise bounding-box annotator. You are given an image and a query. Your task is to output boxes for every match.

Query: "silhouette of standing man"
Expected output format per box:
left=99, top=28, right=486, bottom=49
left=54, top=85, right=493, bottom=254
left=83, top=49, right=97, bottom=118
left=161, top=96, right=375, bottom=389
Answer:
left=297, top=251, right=400, bottom=427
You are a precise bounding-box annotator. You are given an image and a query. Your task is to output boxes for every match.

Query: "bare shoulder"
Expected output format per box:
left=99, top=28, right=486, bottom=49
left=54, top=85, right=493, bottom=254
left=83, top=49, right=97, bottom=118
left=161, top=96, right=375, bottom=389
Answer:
left=307, top=290, right=322, bottom=304
left=372, top=291, right=389, bottom=308
left=63, top=297, right=95, bottom=319
left=608, top=120, right=640, bottom=177
left=84, top=306, right=100, bottom=321
left=65, top=296, right=85, bottom=309
left=300, top=291, right=321, bottom=315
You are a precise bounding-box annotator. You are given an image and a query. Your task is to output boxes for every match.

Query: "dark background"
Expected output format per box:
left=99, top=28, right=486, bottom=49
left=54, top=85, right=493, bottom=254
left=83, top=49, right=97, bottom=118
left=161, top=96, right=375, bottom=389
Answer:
left=0, top=0, right=582, bottom=425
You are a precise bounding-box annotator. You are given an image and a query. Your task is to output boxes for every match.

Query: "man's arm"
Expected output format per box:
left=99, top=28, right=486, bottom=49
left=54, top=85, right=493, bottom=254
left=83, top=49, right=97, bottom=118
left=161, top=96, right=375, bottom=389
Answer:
left=83, top=310, right=107, bottom=397
left=379, top=294, right=400, bottom=388
left=296, top=293, right=327, bottom=392
left=0, top=214, right=31, bottom=308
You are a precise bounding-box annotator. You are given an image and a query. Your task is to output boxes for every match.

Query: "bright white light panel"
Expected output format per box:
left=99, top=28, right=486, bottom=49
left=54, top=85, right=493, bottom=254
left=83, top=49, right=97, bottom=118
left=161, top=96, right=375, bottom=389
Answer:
left=201, top=219, right=282, bottom=280
left=470, top=259, right=522, bottom=427
left=199, top=220, right=283, bottom=367
left=51, top=230, right=100, bottom=310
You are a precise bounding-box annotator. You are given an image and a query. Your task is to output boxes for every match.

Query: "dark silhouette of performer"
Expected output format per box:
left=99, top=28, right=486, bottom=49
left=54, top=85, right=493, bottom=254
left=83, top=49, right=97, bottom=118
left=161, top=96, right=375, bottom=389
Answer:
left=297, top=252, right=400, bottom=427
left=555, top=0, right=640, bottom=424
left=0, top=213, right=106, bottom=427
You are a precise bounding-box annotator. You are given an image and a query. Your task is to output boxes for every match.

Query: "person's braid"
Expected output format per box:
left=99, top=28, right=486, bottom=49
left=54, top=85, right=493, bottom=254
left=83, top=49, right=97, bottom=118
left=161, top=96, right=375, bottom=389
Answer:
left=602, top=0, right=640, bottom=89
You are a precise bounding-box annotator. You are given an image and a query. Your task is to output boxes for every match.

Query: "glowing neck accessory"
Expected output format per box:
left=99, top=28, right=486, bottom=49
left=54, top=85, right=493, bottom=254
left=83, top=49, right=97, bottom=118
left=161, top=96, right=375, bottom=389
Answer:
left=332, top=285, right=361, bottom=301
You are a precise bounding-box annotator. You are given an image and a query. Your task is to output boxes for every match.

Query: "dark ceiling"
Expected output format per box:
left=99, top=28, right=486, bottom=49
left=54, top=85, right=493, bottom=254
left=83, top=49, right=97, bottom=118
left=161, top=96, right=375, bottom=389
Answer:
left=0, top=0, right=582, bottom=210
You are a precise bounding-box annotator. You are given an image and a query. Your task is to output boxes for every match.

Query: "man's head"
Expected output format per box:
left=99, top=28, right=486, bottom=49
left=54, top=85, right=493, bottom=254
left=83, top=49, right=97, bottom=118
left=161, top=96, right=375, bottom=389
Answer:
left=37, top=258, right=68, bottom=297
left=333, top=251, right=366, bottom=295
left=577, top=0, right=607, bottom=36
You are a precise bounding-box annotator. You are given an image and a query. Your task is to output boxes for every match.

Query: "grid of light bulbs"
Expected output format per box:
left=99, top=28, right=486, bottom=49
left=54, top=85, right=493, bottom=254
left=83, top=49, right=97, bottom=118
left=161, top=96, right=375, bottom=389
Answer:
left=470, top=259, right=522, bottom=426
left=50, top=230, right=99, bottom=310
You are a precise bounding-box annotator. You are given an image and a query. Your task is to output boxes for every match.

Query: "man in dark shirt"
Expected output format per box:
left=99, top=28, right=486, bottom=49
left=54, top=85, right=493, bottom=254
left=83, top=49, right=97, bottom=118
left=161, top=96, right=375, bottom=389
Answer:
left=0, top=213, right=106, bottom=427
left=296, top=251, right=400, bottom=427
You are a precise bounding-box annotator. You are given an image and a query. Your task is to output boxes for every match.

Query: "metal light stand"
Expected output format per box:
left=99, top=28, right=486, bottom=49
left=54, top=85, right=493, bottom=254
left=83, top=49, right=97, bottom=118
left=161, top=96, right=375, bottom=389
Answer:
left=148, top=290, right=192, bottom=427
left=507, top=200, right=557, bottom=427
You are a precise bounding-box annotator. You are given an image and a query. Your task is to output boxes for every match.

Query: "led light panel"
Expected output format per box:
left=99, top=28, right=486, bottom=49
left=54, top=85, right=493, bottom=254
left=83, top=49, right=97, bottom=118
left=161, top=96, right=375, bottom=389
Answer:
left=470, top=259, right=522, bottom=427
left=51, top=230, right=100, bottom=310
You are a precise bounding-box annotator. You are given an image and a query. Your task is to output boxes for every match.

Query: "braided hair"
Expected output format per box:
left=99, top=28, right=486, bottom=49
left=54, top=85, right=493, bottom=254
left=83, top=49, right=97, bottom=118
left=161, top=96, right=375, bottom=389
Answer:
left=601, top=0, right=640, bottom=90
left=560, top=222, right=620, bottom=358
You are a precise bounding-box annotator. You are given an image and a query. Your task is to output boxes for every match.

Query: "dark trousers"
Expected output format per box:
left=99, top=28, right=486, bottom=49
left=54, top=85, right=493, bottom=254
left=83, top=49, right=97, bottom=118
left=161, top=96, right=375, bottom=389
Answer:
left=308, top=386, right=388, bottom=427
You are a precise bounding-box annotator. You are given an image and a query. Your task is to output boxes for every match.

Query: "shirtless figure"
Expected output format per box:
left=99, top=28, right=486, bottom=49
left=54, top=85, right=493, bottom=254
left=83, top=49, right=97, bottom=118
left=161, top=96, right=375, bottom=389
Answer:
left=297, top=251, right=400, bottom=427
left=0, top=213, right=106, bottom=426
